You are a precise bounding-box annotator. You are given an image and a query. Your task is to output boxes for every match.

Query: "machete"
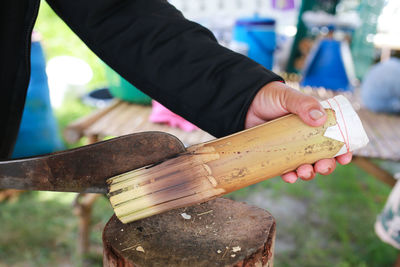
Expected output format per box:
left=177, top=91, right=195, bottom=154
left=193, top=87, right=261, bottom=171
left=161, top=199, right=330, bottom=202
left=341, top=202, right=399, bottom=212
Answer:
left=0, top=132, right=185, bottom=193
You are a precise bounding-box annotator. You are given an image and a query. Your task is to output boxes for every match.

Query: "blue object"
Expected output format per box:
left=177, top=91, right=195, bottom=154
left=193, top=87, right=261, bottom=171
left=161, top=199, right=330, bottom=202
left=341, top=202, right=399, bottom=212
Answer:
left=12, top=41, right=64, bottom=158
left=233, top=17, right=276, bottom=70
left=361, top=58, right=400, bottom=114
left=301, top=39, right=354, bottom=91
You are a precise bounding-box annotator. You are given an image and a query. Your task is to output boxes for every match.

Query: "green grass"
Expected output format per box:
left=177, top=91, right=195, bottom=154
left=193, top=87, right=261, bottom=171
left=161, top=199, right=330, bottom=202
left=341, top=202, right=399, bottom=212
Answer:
left=228, top=164, right=398, bottom=267
left=0, top=192, right=113, bottom=266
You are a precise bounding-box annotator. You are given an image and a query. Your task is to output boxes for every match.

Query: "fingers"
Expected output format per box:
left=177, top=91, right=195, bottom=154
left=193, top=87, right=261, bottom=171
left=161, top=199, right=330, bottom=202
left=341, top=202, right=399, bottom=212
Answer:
left=336, top=152, right=352, bottom=165
left=281, top=172, right=298, bottom=183
left=281, top=164, right=316, bottom=183
left=248, top=82, right=353, bottom=185
left=245, top=82, right=329, bottom=129
left=282, top=88, right=327, bottom=127
left=281, top=158, right=338, bottom=183
left=297, top=164, right=315, bottom=181
left=314, top=158, right=336, bottom=175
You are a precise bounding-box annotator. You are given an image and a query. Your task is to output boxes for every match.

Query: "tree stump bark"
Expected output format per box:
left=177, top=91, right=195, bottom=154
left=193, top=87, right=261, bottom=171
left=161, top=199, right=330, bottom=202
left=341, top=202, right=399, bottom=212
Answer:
left=103, top=198, right=275, bottom=267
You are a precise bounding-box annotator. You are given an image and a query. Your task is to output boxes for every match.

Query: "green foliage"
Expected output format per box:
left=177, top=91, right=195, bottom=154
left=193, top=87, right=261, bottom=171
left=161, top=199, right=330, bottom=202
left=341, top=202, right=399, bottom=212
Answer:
left=34, top=1, right=107, bottom=89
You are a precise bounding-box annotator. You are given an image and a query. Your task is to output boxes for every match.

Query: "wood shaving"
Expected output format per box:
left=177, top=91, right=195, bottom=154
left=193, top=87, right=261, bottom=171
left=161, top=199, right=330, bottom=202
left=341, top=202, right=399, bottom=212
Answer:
left=221, top=240, right=233, bottom=259
left=181, top=213, right=191, bottom=220
left=136, top=246, right=145, bottom=253
left=232, top=246, right=241, bottom=252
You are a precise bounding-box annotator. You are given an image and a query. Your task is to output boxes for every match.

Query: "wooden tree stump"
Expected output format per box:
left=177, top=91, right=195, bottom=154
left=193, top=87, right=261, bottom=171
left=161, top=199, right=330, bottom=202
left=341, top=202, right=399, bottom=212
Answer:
left=103, top=198, right=275, bottom=267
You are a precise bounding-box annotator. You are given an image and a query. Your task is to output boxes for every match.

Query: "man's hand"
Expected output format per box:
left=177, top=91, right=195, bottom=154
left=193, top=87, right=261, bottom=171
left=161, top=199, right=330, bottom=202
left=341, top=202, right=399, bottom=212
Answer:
left=245, top=81, right=352, bottom=183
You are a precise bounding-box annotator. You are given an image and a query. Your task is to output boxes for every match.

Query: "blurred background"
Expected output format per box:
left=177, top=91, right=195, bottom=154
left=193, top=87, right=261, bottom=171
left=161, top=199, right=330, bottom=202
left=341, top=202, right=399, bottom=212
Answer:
left=1, top=0, right=400, bottom=266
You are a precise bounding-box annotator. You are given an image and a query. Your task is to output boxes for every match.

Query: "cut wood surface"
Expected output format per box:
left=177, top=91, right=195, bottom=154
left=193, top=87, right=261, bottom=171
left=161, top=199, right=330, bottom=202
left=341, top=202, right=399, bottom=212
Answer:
left=103, top=198, right=275, bottom=267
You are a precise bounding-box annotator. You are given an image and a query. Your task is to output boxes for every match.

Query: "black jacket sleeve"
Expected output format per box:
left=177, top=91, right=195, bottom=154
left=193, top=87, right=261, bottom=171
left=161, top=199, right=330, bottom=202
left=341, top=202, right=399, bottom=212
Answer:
left=46, top=0, right=283, bottom=137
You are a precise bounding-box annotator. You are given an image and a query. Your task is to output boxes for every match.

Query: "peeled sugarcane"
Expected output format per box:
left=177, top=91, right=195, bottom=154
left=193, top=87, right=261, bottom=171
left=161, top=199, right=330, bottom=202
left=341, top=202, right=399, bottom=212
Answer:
left=107, top=95, right=369, bottom=224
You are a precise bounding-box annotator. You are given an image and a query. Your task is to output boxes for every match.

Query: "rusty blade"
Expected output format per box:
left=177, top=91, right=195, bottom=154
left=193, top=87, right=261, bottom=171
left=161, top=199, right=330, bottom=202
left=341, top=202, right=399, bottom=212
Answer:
left=0, top=132, right=185, bottom=193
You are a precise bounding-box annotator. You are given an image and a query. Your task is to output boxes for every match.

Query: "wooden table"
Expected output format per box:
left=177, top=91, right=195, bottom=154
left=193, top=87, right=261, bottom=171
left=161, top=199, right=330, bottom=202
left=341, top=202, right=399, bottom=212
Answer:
left=64, top=100, right=214, bottom=146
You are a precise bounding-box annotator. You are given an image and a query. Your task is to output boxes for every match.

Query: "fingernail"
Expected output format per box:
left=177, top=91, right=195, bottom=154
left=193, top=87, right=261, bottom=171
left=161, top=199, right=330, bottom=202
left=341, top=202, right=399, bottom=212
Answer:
left=301, top=172, right=313, bottom=180
left=309, top=109, right=324, bottom=120
left=321, top=167, right=332, bottom=175
left=286, top=176, right=297, bottom=184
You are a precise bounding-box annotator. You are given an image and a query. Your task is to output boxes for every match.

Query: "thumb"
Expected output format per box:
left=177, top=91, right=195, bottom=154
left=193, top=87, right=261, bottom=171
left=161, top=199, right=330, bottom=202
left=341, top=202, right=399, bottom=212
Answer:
left=283, top=89, right=327, bottom=127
